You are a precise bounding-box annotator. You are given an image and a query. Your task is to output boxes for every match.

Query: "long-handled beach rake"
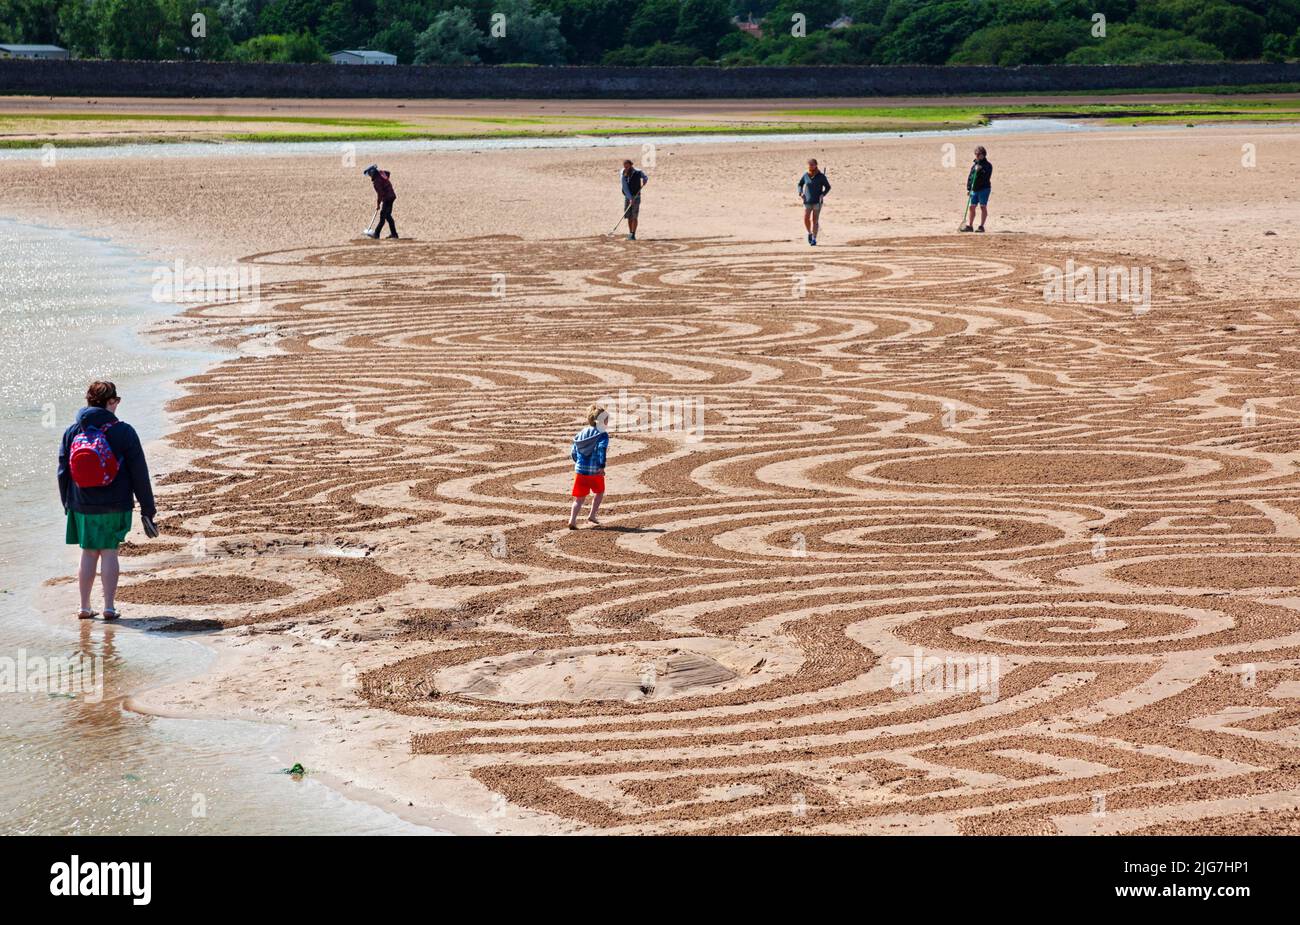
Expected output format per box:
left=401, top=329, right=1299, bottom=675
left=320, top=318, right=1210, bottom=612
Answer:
left=957, top=192, right=973, bottom=232
left=608, top=198, right=637, bottom=236
left=362, top=208, right=380, bottom=239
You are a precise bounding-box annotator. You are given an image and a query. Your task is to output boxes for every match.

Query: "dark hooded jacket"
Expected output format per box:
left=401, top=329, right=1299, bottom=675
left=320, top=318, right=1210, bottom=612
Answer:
left=58, top=406, right=156, bottom=517
left=370, top=169, right=396, bottom=203
left=967, top=158, right=992, bottom=191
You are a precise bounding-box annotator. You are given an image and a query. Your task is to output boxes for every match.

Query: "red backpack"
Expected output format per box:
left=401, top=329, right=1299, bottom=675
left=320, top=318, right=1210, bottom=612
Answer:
left=69, top=421, right=120, bottom=488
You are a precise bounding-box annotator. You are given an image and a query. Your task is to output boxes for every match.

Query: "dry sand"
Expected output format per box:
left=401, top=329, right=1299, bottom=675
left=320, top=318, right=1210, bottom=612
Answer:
left=7, top=116, right=1300, bottom=834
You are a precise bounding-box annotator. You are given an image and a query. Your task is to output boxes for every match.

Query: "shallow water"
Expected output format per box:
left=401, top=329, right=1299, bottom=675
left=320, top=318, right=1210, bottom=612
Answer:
left=0, top=117, right=1118, bottom=163
left=0, top=220, right=435, bottom=834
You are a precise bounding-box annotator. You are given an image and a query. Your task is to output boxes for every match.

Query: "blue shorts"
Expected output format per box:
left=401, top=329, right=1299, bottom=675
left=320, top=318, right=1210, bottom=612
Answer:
left=968, top=187, right=990, bottom=207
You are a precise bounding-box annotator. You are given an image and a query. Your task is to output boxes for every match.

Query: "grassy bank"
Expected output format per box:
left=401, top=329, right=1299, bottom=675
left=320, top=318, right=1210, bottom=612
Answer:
left=774, top=99, right=1300, bottom=125
left=2, top=94, right=1299, bottom=148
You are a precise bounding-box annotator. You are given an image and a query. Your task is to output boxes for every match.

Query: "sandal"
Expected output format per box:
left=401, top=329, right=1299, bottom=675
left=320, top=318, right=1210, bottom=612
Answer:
left=77, top=609, right=97, bottom=620
left=103, top=608, right=121, bottom=621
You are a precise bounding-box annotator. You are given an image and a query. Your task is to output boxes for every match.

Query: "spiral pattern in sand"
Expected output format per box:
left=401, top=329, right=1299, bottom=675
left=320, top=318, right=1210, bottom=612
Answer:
left=135, top=234, right=1300, bottom=834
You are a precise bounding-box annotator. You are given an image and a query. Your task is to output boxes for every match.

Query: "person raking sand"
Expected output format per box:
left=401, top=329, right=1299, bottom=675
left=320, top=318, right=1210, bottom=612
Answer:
left=568, top=404, right=609, bottom=528
left=363, top=164, right=398, bottom=239
left=619, top=160, right=649, bottom=241
left=960, top=146, right=992, bottom=233
left=797, top=158, right=831, bottom=246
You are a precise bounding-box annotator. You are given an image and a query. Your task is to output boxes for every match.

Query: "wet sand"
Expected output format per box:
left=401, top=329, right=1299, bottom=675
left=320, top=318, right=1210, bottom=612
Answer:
left=6, top=119, right=1300, bottom=834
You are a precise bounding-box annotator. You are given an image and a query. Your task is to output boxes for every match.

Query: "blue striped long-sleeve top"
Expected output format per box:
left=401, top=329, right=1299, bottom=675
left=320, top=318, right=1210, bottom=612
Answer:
left=571, top=426, right=609, bottom=474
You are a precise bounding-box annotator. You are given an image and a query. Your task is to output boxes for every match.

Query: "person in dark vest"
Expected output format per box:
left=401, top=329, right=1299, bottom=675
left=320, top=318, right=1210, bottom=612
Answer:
left=58, top=380, right=157, bottom=620
left=364, top=164, right=398, bottom=239
left=620, top=160, right=649, bottom=241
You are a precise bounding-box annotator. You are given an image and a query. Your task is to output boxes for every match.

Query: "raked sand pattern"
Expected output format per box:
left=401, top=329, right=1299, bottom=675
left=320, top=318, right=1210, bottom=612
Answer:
left=122, top=233, right=1300, bottom=834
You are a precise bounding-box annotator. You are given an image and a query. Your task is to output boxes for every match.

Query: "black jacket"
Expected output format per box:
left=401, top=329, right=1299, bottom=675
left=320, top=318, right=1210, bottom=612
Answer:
left=967, top=159, right=992, bottom=191
left=58, top=406, right=157, bottom=517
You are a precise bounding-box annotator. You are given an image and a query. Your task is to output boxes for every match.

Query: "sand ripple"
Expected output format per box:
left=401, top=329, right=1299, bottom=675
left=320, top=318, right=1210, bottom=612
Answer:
left=132, top=234, right=1300, bottom=833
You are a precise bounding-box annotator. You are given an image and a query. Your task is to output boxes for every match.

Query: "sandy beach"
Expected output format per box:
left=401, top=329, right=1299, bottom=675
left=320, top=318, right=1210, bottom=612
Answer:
left=7, top=113, right=1300, bottom=834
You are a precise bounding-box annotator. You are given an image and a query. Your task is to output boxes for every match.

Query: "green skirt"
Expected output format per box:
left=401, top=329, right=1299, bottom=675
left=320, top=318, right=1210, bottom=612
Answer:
left=66, top=510, right=132, bottom=550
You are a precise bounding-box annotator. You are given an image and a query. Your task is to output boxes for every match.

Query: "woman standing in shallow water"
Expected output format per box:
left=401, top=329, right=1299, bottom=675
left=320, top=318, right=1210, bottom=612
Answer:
left=57, top=380, right=157, bottom=620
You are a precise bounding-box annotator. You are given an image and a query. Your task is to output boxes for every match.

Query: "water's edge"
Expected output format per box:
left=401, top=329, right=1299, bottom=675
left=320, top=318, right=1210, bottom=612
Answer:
left=0, top=117, right=1194, bottom=163
left=1, top=217, right=458, bottom=835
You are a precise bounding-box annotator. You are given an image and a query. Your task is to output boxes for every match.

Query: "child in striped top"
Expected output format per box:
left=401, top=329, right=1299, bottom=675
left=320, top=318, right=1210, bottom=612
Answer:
left=568, top=403, right=609, bottom=529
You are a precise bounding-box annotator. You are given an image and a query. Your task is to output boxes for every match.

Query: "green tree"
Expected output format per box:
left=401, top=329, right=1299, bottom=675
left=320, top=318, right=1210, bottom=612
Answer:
left=214, top=0, right=264, bottom=43
left=989, top=0, right=1063, bottom=25
left=256, top=0, right=321, bottom=35
left=949, top=20, right=1085, bottom=65
left=414, top=7, right=484, bottom=63
left=731, top=0, right=780, bottom=21
left=875, top=0, right=994, bottom=64
left=479, top=0, right=567, bottom=64
left=715, top=28, right=756, bottom=57
left=762, top=0, right=841, bottom=36
left=626, top=0, right=680, bottom=48
left=181, top=3, right=235, bottom=59
left=1262, top=32, right=1290, bottom=62
left=785, top=31, right=862, bottom=63
left=315, top=0, right=374, bottom=50
left=601, top=43, right=643, bottom=64
left=840, top=0, right=891, bottom=25
left=840, top=22, right=884, bottom=60
left=231, top=29, right=326, bottom=61
left=0, top=0, right=64, bottom=43
left=58, top=0, right=103, bottom=56
left=377, top=0, right=436, bottom=30
left=96, top=0, right=171, bottom=59
left=371, top=19, right=417, bottom=62
left=1253, top=0, right=1300, bottom=37
left=1188, top=3, right=1266, bottom=60
left=1065, top=23, right=1222, bottom=64
left=675, top=0, right=732, bottom=56
left=537, top=0, right=624, bottom=63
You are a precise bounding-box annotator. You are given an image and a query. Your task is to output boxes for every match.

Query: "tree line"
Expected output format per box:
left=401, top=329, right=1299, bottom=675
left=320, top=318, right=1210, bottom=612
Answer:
left=2, top=0, right=1298, bottom=67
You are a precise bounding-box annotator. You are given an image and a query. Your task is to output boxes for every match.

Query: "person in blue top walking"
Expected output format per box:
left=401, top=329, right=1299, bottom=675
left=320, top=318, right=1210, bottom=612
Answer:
left=620, top=160, right=649, bottom=241
left=57, top=380, right=157, bottom=620
left=798, top=158, right=831, bottom=246
left=568, top=403, right=610, bottom=529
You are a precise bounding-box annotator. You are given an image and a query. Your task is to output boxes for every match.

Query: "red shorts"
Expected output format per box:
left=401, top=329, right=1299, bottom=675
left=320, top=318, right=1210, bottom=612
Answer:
left=572, top=473, right=605, bottom=497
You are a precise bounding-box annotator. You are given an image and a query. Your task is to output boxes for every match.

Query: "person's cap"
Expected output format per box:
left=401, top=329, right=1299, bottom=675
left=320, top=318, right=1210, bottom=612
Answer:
left=363, top=164, right=378, bottom=175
